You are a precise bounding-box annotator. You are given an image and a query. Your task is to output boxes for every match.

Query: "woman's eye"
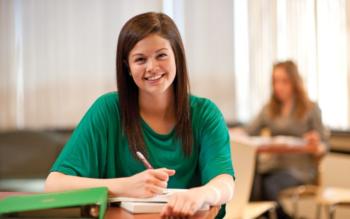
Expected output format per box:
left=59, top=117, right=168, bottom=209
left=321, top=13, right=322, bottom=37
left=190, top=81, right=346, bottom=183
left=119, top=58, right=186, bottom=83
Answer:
left=135, top=57, right=145, bottom=63
left=157, top=53, right=167, bottom=59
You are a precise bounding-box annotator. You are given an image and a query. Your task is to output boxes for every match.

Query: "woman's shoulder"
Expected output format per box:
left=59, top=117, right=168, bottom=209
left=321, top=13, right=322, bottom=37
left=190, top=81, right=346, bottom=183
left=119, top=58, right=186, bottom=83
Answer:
left=306, top=101, right=321, bottom=116
left=255, top=103, right=271, bottom=118
left=88, top=92, right=120, bottom=118
left=93, top=92, right=119, bottom=106
left=309, top=101, right=320, bottom=110
left=189, top=95, right=224, bottom=122
left=190, top=95, right=219, bottom=112
left=95, top=91, right=119, bottom=103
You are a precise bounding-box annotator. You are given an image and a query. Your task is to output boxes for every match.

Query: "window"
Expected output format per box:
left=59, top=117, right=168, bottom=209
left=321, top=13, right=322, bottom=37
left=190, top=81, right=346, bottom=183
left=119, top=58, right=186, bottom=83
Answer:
left=233, top=0, right=350, bottom=129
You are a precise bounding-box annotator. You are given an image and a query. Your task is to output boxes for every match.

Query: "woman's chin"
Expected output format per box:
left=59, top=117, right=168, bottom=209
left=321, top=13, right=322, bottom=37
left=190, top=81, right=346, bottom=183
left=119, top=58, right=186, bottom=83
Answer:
left=141, top=84, right=173, bottom=96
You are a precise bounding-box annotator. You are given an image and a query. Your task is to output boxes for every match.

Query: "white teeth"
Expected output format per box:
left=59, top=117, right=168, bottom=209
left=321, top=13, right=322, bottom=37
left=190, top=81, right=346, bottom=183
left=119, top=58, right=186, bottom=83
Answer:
left=147, top=74, right=162, bottom=81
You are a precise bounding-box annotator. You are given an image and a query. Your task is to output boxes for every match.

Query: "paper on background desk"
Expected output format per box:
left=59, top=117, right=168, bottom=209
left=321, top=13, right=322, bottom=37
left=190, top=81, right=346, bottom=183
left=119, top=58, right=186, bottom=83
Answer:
left=231, top=134, right=306, bottom=148
left=271, top=136, right=306, bottom=147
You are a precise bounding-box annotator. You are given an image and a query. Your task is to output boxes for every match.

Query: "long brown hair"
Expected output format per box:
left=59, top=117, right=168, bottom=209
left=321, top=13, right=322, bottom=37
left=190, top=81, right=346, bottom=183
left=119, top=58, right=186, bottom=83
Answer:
left=268, top=60, right=312, bottom=119
left=116, top=12, right=192, bottom=156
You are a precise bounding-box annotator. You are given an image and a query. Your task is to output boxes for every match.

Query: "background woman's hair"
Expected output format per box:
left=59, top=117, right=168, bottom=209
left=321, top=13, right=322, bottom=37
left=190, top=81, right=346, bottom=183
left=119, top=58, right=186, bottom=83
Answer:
left=116, top=12, right=193, bottom=156
left=268, top=60, right=313, bottom=119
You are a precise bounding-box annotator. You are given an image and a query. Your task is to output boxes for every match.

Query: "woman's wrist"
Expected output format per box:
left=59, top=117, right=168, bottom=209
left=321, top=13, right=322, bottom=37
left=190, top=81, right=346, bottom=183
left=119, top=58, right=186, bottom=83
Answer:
left=198, top=185, right=222, bottom=206
left=199, top=175, right=234, bottom=206
left=105, top=177, right=127, bottom=197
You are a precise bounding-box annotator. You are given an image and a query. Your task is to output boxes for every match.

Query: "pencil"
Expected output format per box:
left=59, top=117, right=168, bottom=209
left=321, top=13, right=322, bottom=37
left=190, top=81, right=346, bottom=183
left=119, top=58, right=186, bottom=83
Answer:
left=136, top=151, right=154, bottom=169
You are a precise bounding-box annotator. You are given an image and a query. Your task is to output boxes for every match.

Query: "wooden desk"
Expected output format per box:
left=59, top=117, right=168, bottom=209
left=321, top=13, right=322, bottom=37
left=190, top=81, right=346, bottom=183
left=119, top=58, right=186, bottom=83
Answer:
left=105, top=206, right=219, bottom=219
left=257, top=143, right=317, bottom=154
left=0, top=192, right=219, bottom=219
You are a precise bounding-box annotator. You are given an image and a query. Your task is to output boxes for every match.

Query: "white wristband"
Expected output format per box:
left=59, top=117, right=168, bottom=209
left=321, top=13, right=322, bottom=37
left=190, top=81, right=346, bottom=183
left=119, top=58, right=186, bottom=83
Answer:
left=207, top=185, right=221, bottom=205
left=217, top=180, right=234, bottom=200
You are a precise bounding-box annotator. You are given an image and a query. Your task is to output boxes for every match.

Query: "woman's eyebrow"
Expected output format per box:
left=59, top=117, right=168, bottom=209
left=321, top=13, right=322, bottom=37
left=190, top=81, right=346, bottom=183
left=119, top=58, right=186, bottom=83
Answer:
left=131, top=53, right=144, bottom=58
left=131, top=48, right=168, bottom=58
left=155, top=48, right=168, bottom=52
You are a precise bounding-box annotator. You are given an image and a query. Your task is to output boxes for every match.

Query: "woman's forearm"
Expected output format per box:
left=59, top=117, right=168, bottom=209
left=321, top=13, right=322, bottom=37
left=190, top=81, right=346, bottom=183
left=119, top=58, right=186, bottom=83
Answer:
left=44, top=172, right=126, bottom=196
left=201, top=174, right=235, bottom=206
left=45, top=169, right=173, bottom=198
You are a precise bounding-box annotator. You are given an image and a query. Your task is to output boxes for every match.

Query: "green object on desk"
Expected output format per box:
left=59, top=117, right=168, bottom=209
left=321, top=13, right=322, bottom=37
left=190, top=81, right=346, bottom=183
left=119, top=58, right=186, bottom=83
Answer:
left=0, top=187, right=108, bottom=219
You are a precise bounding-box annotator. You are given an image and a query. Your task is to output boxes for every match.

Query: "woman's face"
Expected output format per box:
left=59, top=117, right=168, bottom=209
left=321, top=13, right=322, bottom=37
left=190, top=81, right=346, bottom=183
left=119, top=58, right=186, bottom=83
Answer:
left=273, top=67, right=293, bottom=102
left=128, top=34, right=176, bottom=96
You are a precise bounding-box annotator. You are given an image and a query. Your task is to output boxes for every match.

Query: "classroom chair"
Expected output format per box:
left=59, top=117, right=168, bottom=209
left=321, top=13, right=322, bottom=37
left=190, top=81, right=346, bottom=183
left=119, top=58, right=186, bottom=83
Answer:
left=278, top=154, right=323, bottom=218
left=225, top=139, right=277, bottom=219
left=315, top=153, right=350, bottom=219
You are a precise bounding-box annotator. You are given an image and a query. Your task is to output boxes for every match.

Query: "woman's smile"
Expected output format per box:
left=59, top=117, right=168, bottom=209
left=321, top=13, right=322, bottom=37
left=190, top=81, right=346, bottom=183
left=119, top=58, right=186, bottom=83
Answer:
left=144, top=73, right=166, bottom=82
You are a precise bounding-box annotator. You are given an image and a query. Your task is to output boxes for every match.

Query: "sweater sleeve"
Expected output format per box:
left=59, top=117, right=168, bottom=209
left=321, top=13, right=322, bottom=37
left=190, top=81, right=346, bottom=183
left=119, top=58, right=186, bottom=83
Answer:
left=196, top=99, right=235, bottom=184
left=50, top=93, right=116, bottom=178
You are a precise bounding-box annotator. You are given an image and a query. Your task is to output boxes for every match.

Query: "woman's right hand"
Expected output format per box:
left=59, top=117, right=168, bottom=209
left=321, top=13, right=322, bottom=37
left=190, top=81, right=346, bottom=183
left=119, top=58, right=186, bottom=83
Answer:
left=303, top=130, right=323, bottom=155
left=117, top=168, right=175, bottom=198
left=303, top=130, right=320, bottom=146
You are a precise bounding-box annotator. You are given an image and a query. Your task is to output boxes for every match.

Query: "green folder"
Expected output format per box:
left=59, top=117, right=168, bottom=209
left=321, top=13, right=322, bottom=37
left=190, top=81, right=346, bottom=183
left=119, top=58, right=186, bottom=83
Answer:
left=0, top=187, right=108, bottom=219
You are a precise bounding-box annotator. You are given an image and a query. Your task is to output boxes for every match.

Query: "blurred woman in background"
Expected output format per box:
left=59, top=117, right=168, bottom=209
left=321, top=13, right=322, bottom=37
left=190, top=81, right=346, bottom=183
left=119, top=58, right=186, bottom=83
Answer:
left=246, top=60, right=328, bottom=219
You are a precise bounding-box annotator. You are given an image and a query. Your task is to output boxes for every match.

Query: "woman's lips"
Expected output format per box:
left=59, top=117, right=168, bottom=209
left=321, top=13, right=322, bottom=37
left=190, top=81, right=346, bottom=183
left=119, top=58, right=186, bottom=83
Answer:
left=144, top=73, right=165, bottom=81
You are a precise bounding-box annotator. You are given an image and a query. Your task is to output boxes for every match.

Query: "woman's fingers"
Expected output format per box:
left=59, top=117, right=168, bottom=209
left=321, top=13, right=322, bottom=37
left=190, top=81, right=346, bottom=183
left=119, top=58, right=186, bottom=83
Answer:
left=162, top=192, right=199, bottom=218
left=144, top=173, right=167, bottom=187
left=304, top=132, right=317, bottom=148
left=149, top=168, right=175, bottom=181
left=125, top=168, right=175, bottom=198
left=144, top=169, right=175, bottom=194
left=304, top=130, right=320, bottom=143
left=171, top=195, right=185, bottom=216
left=161, top=204, right=172, bottom=218
left=145, top=174, right=168, bottom=191
left=162, top=194, right=177, bottom=216
left=164, top=168, right=176, bottom=176
left=181, top=202, right=195, bottom=217
left=137, top=168, right=177, bottom=197
left=147, top=183, right=167, bottom=195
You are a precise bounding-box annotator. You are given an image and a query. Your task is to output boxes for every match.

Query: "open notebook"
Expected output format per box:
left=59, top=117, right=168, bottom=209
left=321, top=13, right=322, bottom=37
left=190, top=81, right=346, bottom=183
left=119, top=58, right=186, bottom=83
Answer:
left=109, top=189, right=210, bottom=213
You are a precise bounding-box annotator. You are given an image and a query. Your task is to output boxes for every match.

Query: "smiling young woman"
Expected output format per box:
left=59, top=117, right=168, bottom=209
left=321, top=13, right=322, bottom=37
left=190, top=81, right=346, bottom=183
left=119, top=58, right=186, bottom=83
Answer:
left=116, top=13, right=193, bottom=157
left=45, top=12, right=235, bottom=218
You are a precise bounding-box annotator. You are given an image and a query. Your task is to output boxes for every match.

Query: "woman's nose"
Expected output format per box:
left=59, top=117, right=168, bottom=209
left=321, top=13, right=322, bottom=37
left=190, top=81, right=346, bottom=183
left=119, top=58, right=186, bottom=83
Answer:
left=146, top=58, right=158, bottom=73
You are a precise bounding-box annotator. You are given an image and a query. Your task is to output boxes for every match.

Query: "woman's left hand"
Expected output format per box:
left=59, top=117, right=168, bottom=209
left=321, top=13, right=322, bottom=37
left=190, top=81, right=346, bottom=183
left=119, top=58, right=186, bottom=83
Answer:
left=303, top=130, right=320, bottom=146
left=303, top=130, right=325, bottom=155
left=160, top=187, right=207, bottom=218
